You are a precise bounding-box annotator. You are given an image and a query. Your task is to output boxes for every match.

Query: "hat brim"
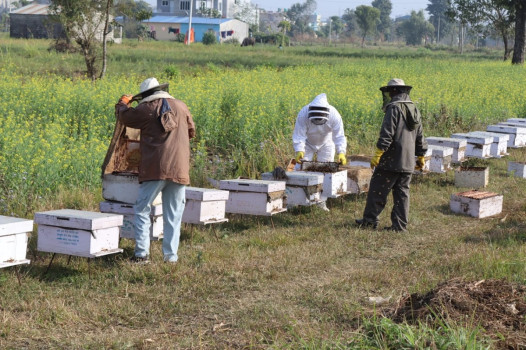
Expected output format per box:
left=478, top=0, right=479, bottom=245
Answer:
left=380, top=85, right=412, bottom=92
left=132, top=83, right=170, bottom=102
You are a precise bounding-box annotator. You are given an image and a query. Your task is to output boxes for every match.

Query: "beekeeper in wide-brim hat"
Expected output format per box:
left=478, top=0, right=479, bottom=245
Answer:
left=132, top=77, right=170, bottom=103
left=379, top=78, right=412, bottom=92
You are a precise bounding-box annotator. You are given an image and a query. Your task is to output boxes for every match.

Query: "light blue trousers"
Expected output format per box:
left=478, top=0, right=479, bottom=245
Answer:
left=134, top=180, right=185, bottom=262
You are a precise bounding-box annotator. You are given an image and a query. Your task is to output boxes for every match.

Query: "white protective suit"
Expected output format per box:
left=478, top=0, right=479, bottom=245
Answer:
left=292, top=93, right=347, bottom=164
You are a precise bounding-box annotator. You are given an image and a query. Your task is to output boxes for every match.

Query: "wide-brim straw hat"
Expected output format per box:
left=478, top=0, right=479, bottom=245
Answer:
left=380, top=78, right=412, bottom=92
left=132, top=77, right=169, bottom=101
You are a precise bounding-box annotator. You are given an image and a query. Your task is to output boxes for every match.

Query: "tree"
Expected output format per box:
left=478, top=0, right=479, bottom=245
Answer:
left=278, top=20, right=291, bottom=47
left=49, top=0, right=114, bottom=80
left=234, top=0, right=258, bottom=31
left=479, top=0, right=514, bottom=60
left=341, top=8, right=357, bottom=36
left=286, top=0, right=317, bottom=36
left=397, top=10, right=434, bottom=45
left=426, top=0, right=453, bottom=43
left=372, top=0, right=392, bottom=40
left=512, top=0, right=526, bottom=64
left=355, top=5, right=380, bottom=47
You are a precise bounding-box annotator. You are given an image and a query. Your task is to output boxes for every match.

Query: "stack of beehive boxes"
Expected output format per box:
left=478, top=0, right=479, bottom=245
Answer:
left=219, top=179, right=287, bottom=216
left=260, top=171, right=324, bottom=207
left=182, top=187, right=230, bottom=224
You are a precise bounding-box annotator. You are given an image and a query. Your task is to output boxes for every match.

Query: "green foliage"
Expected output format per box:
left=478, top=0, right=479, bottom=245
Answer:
left=355, top=5, right=381, bottom=46
left=163, top=64, right=180, bottom=79
left=397, top=10, right=435, bottom=45
left=202, top=31, right=217, bottom=45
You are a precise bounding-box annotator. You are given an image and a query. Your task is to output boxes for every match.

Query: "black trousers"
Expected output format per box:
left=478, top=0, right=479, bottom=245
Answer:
left=362, top=169, right=412, bottom=231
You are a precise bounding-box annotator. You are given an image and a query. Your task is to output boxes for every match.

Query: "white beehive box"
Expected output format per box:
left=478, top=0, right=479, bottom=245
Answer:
left=428, top=145, right=454, bottom=173
left=340, top=166, right=373, bottom=194
left=454, top=167, right=489, bottom=188
left=487, top=124, right=526, bottom=148
left=183, top=187, right=229, bottom=224
left=348, top=155, right=372, bottom=168
left=425, top=137, right=467, bottom=163
left=450, top=190, right=503, bottom=219
left=299, top=169, right=348, bottom=199
left=219, top=179, right=287, bottom=216
left=102, top=173, right=161, bottom=205
left=261, top=171, right=324, bottom=207
left=507, top=118, right=526, bottom=125
left=0, top=215, right=32, bottom=268
left=99, top=201, right=163, bottom=240
left=451, top=133, right=493, bottom=158
left=34, top=209, right=123, bottom=258
left=468, top=131, right=509, bottom=158
left=507, top=161, right=526, bottom=178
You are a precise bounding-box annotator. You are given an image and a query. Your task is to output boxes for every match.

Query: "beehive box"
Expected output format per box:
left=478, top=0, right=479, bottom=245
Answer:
left=487, top=124, right=526, bottom=148
left=299, top=169, right=348, bottom=199
left=507, top=118, right=526, bottom=125
left=99, top=201, right=163, bottom=240
left=0, top=215, right=32, bottom=268
left=450, top=190, right=503, bottom=218
left=507, top=161, right=526, bottom=178
left=261, top=171, right=324, bottom=207
left=102, top=173, right=161, bottom=205
left=219, top=179, right=287, bottom=216
left=425, top=137, right=467, bottom=163
left=183, top=187, right=230, bottom=224
left=454, top=167, right=489, bottom=188
left=348, top=155, right=372, bottom=168
left=34, top=209, right=123, bottom=258
left=428, top=145, right=454, bottom=173
left=451, top=133, right=493, bottom=158
left=468, top=131, right=509, bottom=158
left=339, top=166, right=373, bottom=194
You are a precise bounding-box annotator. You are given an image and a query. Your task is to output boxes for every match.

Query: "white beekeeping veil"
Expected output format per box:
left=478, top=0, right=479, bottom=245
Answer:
left=308, top=93, right=330, bottom=125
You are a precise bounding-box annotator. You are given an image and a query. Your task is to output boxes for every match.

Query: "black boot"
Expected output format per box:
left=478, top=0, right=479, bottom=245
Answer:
left=355, top=218, right=378, bottom=229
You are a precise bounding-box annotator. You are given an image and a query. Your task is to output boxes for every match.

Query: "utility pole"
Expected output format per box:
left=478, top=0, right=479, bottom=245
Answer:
left=187, top=0, right=193, bottom=45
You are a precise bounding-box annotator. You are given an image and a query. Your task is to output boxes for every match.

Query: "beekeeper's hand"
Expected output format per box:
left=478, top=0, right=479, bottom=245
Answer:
left=295, top=151, right=305, bottom=164
left=370, top=148, right=384, bottom=169
left=119, top=94, right=133, bottom=105
left=415, top=156, right=426, bottom=171
left=337, top=153, right=347, bottom=165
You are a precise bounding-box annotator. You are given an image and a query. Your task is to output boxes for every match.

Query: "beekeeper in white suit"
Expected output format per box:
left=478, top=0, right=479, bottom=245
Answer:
left=292, top=93, right=347, bottom=211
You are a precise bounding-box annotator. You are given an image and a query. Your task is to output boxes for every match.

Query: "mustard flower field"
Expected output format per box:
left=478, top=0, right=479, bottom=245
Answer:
left=1, top=49, right=525, bottom=215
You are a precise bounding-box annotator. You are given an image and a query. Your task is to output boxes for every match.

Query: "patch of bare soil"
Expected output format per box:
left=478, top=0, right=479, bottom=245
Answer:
left=386, top=279, right=526, bottom=349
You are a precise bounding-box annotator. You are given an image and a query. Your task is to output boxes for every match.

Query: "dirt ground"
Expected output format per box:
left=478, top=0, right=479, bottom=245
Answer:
left=385, top=279, right=526, bottom=349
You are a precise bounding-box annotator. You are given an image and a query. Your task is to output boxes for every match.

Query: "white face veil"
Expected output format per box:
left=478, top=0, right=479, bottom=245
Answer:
left=308, top=93, right=330, bottom=125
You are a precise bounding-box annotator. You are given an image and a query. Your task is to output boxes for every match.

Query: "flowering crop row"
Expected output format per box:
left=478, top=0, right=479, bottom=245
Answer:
left=0, top=57, right=524, bottom=214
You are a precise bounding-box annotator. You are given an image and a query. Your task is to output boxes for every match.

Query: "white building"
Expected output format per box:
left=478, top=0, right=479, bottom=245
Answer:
left=155, top=0, right=236, bottom=18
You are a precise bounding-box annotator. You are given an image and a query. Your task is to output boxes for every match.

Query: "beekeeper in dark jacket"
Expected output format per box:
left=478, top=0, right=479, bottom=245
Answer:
left=116, top=78, right=195, bottom=264
left=356, top=78, right=427, bottom=232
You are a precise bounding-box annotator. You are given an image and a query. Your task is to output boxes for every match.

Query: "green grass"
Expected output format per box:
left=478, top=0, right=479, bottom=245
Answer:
left=0, top=36, right=525, bottom=348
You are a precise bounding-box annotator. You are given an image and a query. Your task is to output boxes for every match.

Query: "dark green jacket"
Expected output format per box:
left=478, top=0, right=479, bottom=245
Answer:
left=376, top=93, right=427, bottom=173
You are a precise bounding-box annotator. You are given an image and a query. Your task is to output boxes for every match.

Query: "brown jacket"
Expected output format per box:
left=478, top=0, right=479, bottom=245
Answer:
left=116, top=98, right=195, bottom=185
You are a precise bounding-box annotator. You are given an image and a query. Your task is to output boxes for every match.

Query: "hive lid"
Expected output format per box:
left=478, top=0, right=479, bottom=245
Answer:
left=34, top=209, right=123, bottom=231
left=261, top=171, right=324, bottom=186
left=0, top=215, right=33, bottom=236
left=185, top=187, right=230, bottom=201
left=451, top=133, right=493, bottom=145
left=219, top=179, right=285, bottom=193
left=488, top=124, right=526, bottom=134
left=454, top=190, right=501, bottom=200
left=426, top=136, right=467, bottom=148
left=468, top=131, right=510, bottom=142
left=428, top=144, right=454, bottom=156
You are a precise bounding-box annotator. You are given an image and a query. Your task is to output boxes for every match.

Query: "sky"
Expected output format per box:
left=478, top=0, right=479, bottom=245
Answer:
left=145, top=1, right=430, bottom=19
left=250, top=0, right=429, bottom=19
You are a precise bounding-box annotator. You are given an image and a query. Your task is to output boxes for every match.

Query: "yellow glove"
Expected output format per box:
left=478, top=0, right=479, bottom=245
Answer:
left=119, top=94, right=133, bottom=105
left=370, top=148, right=384, bottom=169
left=415, top=156, right=425, bottom=171
left=337, top=153, right=346, bottom=165
left=295, top=151, right=305, bottom=163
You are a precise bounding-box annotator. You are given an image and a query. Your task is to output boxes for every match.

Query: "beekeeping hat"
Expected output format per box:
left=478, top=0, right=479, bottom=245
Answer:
left=132, top=77, right=169, bottom=101
left=308, top=93, right=330, bottom=125
left=380, top=78, right=412, bottom=92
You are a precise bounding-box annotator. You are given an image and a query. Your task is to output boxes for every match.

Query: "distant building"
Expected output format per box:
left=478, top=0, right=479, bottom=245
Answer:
left=9, top=2, right=120, bottom=42
left=155, top=0, right=236, bottom=18
left=143, top=16, right=248, bottom=43
left=307, top=13, right=321, bottom=32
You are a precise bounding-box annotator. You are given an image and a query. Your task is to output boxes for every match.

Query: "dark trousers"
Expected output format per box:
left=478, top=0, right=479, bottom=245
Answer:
left=362, top=169, right=412, bottom=231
